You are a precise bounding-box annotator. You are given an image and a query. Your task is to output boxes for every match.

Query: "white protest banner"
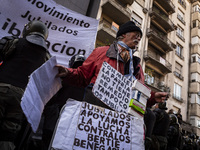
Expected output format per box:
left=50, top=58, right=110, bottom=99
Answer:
left=21, top=56, right=62, bottom=132
left=51, top=99, right=145, bottom=150
left=92, top=62, right=132, bottom=113
left=0, top=0, right=98, bottom=66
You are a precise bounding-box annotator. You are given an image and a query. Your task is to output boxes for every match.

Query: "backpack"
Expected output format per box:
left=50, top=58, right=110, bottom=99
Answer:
left=0, top=36, right=19, bottom=63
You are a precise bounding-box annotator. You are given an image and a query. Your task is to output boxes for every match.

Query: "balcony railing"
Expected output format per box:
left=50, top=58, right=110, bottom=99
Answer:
left=176, top=32, right=185, bottom=42
left=97, top=20, right=117, bottom=45
left=174, top=71, right=184, bottom=80
left=177, top=14, right=186, bottom=25
left=102, top=0, right=131, bottom=24
left=145, top=74, right=170, bottom=92
left=144, top=50, right=172, bottom=72
left=175, top=51, right=184, bottom=60
left=147, top=28, right=175, bottom=52
left=149, top=8, right=175, bottom=32
left=154, top=0, right=175, bottom=14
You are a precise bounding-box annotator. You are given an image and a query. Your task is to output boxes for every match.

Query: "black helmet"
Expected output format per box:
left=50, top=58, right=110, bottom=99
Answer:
left=169, top=114, right=178, bottom=125
left=22, top=20, right=48, bottom=40
left=69, top=54, right=86, bottom=68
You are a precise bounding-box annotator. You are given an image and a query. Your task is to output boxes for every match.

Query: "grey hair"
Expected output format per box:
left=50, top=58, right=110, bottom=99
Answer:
left=116, top=33, right=131, bottom=41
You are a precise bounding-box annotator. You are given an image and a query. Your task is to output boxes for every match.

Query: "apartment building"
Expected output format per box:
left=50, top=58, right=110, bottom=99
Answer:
left=190, top=0, right=200, bottom=136
left=95, top=0, right=200, bottom=136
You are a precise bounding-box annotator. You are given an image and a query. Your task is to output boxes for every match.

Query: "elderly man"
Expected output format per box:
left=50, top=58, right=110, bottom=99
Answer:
left=56, top=21, right=168, bottom=109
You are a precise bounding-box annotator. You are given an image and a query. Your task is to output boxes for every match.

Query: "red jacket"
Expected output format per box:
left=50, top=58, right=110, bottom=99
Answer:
left=63, top=42, right=156, bottom=107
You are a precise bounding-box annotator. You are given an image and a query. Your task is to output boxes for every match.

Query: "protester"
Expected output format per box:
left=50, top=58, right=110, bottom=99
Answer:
left=56, top=21, right=169, bottom=109
left=0, top=20, right=50, bottom=150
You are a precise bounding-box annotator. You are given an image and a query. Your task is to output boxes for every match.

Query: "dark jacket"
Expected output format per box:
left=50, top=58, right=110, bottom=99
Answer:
left=0, top=35, right=48, bottom=89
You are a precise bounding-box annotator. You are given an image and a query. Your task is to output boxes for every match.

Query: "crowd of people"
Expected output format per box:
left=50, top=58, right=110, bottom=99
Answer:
left=0, top=19, right=198, bottom=150
left=144, top=103, right=200, bottom=150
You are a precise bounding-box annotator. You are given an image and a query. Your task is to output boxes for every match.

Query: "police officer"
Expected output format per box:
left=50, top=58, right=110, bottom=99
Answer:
left=151, top=102, right=170, bottom=150
left=0, top=20, right=49, bottom=150
left=167, top=114, right=181, bottom=150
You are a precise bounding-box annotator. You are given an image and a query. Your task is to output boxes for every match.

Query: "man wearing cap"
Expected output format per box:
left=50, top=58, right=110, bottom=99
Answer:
left=56, top=21, right=168, bottom=109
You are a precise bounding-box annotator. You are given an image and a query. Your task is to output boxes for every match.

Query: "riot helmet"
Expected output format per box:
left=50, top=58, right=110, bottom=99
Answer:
left=22, top=20, right=48, bottom=40
left=169, top=114, right=178, bottom=125
left=69, top=54, right=86, bottom=68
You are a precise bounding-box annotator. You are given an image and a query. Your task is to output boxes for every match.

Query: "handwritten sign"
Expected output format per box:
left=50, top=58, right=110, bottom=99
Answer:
left=51, top=99, right=145, bottom=150
left=74, top=102, right=131, bottom=150
left=93, top=62, right=132, bottom=113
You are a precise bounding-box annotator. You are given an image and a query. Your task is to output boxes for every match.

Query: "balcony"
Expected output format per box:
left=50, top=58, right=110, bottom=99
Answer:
left=191, top=27, right=200, bottom=38
left=101, top=0, right=131, bottom=25
left=145, top=74, right=170, bottom=92
left=191, top=44, right=200, bottom=55
left=190, top=103, right=200, bottom=118
left=154, top=0, right=175, bottom=15
left=190, top=62, right=200, bottom=74
left=144, top=50, right=172, bottom=74
left=118, top=0, right=134, bottom=5
left=189, top=82, right=200, bottom=93
left=149, top=8, right=176, bottom=33
left=192, top=11, right=200, bottom=21
left=97, top=20, right=117, bottom=45
left=147, top=28, right=176, bottom=53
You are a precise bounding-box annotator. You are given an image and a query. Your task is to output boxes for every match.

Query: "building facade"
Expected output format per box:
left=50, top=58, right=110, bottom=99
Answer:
left=96, top=0, right=200, bottom=136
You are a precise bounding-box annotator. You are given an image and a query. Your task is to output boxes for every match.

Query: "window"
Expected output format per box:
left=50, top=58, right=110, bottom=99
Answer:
left=178, top=0, right=186, bottom=8
left=174, top=83, right=182, bottom=100
left=145, top=73, right=154, bottom=85
left=176, top=43, right=183, bottom=58
left=177, top=9, right=185, bottom=24
left=177, top=26, right=185, bottom=41
left=191, top=73, right=200, bottom=82
left=174, top=62, right=184, bottom=80
left=132, top=12, right=142, bottom=27
left=193, top=5, right=200, bottom=13
left=193, top=20, right=197, bottom=28
left=197, top=95, right=200, bottom=104
left=177, top=26, right=184, bottom=37
left=191, top=54, right=200, bottom=63
left=175, top=62, right=182, bottom=75
left=178, top=9, right=184, bottom=18
left=198, top=120, right=200, bottom=128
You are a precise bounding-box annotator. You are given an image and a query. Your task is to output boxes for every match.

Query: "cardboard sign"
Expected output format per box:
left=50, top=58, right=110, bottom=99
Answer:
left=92, top=62, right=132, bottom=113
left=51, top=99, right=145, bottom=150
left=74, top=102, right=131, bottom=150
